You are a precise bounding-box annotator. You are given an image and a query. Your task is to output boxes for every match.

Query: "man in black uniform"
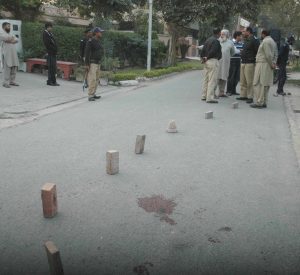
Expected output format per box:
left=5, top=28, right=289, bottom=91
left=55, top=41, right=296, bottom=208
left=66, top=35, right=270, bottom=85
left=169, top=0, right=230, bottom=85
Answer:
left=276, top=37, right=292, bottom=96
left=80, top=28, right=93, bottom=62
left=42, top=22, right=59, bottom=86
left=236, top=27, right=260, bottom=103
left=84, top=27, right=104, bottom=101
left=201, top=28, right=222, bottom=103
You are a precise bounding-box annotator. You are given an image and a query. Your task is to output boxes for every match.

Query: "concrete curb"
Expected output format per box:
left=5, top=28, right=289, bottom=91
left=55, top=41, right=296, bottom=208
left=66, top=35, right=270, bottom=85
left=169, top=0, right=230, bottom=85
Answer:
left=283, top=95, right=300, bottom=169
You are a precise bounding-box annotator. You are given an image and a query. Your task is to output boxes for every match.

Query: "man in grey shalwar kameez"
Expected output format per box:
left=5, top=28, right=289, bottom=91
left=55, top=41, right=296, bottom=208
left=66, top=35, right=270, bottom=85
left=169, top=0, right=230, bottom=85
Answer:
left=0, top=22, right=19, bottom=88
left=217, top=29, right=235, bottom=98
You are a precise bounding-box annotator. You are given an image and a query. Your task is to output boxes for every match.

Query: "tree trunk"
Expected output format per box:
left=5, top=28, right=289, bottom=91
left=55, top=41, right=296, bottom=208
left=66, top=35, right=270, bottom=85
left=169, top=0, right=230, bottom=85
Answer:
left=167, top=23, right=178, bottom=66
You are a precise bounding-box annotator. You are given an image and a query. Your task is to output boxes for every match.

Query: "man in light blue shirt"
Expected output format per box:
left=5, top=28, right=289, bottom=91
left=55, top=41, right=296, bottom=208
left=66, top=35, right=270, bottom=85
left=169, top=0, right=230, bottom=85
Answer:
left=226, top=31, right=243, bottom=96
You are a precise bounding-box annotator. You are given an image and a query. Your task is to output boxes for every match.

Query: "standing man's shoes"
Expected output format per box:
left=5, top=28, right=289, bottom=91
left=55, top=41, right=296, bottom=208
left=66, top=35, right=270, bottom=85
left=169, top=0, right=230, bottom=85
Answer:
left=10, top=82, right=19, bottom=86
left=207, top=100, right=218, bottom=104
left=262, top=104, right=267, bottom=108
left=201, top=98, right=206, bottom=101
left=47, top=82, right=60, bottom=86
left=88, top=97, right=96, bottom=101
left=250, top=103, right=264, bottom=109
left=3, top=84, right=11, bottom=88
left=236, top=97, right=247, bottom=100
left=93, top=95, right=101, bottom=99
left=246, top=98, right=253, bottom=104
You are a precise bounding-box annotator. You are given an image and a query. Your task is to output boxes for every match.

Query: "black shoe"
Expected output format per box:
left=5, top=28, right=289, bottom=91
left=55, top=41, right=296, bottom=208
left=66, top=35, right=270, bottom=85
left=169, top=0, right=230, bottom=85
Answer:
left=278, top=92, right=286, bottom=96
left=207, top=100, right=218, bottom=104
left=201, top=98, right=206, bottom=101
left=236, top=97, right=247, bottom=100
left=47, top=82, right=60, bottom=86
left=93, top=95, right=101, bottom=99
left=88, top=97, right=96, bottom=101
left=262, top=104, right=267, bottom=108
left=250, top=103, right=264, bottom=109
left=246, top=99, right=253, bottom=104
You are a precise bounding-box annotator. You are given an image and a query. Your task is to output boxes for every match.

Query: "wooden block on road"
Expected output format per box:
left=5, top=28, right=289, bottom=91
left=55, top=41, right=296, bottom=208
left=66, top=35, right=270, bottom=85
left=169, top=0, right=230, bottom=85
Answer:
left=135, top=135, right=146, bottom=154
left=167, top=120, right=178, bottom=133
left=44, top=241, right=64, bottom=275
left=106, top=150, right=119, bottom=175
left=41, top=183, right=57, bottom=218
left=205, top=111, right=213, bottom=119
left=232, top=102, right=239, bottom=109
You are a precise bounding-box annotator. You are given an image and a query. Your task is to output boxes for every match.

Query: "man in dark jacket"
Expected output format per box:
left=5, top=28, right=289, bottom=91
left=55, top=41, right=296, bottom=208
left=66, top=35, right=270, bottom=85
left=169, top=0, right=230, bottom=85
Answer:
left=236, top=27, right=260, bottom=103
left=276, top=37, right=292, bottom=95
left=84, top=27, right=104, bottom=101
left=80, top=28, right=93, bottom=62
left=201, top=28, right=222, bottom=103
left=42, top=22, right=59, bottom=86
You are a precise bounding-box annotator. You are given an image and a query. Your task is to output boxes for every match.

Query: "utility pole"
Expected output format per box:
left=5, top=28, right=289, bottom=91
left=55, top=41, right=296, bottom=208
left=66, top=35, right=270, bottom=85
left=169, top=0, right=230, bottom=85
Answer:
left=147, top=0, right=153, bottom=71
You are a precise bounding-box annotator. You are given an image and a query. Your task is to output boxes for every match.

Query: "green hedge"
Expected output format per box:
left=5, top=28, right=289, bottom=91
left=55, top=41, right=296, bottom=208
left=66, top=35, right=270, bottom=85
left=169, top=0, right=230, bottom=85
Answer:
left=22, top=22, right=167, bottom=68
left=22, top=22, right=83, bottom=62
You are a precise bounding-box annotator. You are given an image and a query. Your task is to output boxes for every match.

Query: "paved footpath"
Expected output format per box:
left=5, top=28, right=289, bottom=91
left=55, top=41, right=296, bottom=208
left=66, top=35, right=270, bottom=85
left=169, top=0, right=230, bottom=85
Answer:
left=0, top=71, right=300, bottom=275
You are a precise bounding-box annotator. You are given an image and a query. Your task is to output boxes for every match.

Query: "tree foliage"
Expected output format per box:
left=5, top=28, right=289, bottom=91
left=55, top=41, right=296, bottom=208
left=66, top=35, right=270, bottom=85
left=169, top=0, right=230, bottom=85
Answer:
left=0, top=0, right=43, bottom=20
left=259, top=0, right=300, bottom=38
left=154, top=0, right=266, bottom=65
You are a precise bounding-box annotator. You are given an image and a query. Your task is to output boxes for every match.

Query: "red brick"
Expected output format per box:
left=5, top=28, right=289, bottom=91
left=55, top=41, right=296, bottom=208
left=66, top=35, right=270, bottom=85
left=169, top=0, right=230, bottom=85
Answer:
left=41, top=183, right=57, bottom=218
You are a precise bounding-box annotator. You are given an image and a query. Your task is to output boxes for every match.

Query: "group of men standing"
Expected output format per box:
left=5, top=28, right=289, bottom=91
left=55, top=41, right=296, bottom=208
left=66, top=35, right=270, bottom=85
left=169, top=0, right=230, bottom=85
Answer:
left=0, top=21, right=104, bottom=103
left=201, top=26, right=287, bottom=109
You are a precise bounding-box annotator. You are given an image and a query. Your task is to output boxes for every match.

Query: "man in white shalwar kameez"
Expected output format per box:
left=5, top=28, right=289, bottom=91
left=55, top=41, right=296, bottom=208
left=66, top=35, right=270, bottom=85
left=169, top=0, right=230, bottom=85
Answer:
left=0, top=22, right=19, bottom=88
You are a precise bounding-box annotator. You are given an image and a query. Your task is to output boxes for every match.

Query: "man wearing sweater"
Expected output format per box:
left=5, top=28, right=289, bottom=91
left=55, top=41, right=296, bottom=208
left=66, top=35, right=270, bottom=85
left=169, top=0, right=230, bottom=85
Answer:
left=200, top=28, right=222, bottom=104
left=236, top=27, right=260, bottom=104
left=84, top=27, right=104, bottom=101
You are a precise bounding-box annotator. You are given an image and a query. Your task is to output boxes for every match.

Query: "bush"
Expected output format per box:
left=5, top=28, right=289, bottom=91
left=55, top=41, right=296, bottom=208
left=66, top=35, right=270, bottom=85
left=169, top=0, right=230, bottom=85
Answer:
left=22, top=22, right=83, bottom=62
left=108, top=73, right=138, bottom=82
left=22, top=22, right=167, bottom=67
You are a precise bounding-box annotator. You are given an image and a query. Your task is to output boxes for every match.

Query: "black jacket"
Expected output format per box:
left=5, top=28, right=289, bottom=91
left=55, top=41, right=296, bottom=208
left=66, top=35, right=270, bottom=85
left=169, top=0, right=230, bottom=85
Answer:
left=43, top=30, right=58, bottom=55
left=84, top=37, right=103, bottom=65
left=241, top=35, right=259, bottom=64
left=80, top=37, right=90, bottom=59
left=201, top=35, right=222, bottom=60
left=277, top=42, right=290, bottom=65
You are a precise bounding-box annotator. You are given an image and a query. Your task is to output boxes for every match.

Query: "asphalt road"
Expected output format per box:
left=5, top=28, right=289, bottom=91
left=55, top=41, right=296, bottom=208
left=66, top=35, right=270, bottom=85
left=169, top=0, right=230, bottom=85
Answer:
left=0, top=71, right=300, bottom=275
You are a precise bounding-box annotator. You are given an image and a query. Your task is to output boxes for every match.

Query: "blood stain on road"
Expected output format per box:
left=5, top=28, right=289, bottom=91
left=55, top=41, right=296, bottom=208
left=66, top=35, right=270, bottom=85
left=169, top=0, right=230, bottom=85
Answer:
left=133, top=262, right=154, bottom=275
left=218, top=227, right=232, bottom=232
left=208, top=237, right=221, bottom=244
left=138, top=195, right=177, bottom=225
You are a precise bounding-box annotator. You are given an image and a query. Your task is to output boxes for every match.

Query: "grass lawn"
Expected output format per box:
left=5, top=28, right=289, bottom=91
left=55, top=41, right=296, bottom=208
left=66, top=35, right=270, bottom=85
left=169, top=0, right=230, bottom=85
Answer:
left=108, top=59, right=203, bottom=82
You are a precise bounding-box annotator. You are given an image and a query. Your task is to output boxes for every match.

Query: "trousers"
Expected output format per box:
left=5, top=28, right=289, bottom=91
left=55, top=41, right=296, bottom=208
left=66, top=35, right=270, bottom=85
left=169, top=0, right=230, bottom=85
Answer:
left=87, top=63, right=101, bottom=97
left=47, top=54, right=57, bottom=84
left=202, top=58, right=219, bottom=101
left=3, top=59, right=17, bottom=85
left=240, top=63, right=255, bottom=99
left=227, top=59, right=240, bottom=94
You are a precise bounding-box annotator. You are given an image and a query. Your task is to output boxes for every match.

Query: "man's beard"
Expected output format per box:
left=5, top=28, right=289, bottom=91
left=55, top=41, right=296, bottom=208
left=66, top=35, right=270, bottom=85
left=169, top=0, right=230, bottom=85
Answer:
left=5, top=29, right=10, bottom=33
left=220, top=37, right=227, bottom=42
